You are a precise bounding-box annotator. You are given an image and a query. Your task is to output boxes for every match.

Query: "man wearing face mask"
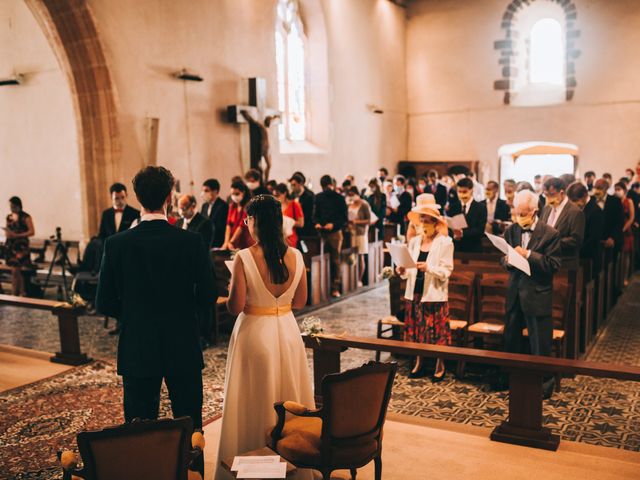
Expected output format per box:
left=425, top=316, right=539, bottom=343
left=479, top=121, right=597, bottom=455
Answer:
left=567, top=182, right=604, bottom=277
left=289, top=172, right=315, bottom=237
left=540, top=177, right=584, bottom=259
left=244, top=169, right=270, bottom=196
left=388, top=175, right=413, bottom=234
left=482, top=180, right=510, bottom=234
left=200, top=179, right=228, bottom=248
left=497, top=190, right=561, bottom=398
left=593, top=178, right=624, bottom=253
left=448, top=177, right=487, bottom=253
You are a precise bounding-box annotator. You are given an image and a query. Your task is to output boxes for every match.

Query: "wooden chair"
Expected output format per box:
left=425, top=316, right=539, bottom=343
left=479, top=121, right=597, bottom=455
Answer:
left=269, top=361, right=397, bottom=480
left=59, top=417, right=204, bottom=480
left=466, top=273, right=508, bottom=345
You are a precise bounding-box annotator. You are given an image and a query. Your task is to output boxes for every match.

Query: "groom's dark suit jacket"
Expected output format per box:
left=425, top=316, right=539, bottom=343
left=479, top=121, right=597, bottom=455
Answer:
left=96, top=220, right=217, bottom=376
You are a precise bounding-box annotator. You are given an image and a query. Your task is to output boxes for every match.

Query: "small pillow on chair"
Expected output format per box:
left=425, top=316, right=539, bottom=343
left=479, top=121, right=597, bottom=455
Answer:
left=60, top=451, right=78, bottom=470
left=283, top=401, right=310, bottom=415
left=191, top=431, right=205, bottom=450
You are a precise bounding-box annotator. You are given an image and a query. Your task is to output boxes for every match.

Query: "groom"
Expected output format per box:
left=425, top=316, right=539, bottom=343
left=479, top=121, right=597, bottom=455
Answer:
left=96, top=166, right=216, bottom=433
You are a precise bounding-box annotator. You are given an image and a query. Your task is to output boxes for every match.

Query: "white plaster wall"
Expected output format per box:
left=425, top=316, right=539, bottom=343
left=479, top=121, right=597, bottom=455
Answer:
left=407, top=0, right=640, bottom=182
left=0, top=0, right=83, bottom=241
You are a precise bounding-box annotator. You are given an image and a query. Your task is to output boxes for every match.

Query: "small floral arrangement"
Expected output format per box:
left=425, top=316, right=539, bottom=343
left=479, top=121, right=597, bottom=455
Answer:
left=301, top=316, right=324, bottom=336
left=381, top=266, right=395, bottom=280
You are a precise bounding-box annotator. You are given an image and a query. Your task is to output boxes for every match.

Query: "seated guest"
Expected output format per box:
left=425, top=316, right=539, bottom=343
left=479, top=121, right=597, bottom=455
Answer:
left=289, top=172, right=315, bottom=238
left=388, top=175, right=413, bottom=234
left=244, top=168, right=270, bottom=196
left=396, top=194, right=453, bottom=380
left=567, top=182, right=604, bottom=276
left=615, top=181, right=635, bottom=284
left=265, top=180, right=278, bottom=195
left=98, top=183, right=140, bottom=239
left=314, top=175, right=348, bottom=298
left=346, top=187, right=371, bottom=285
left=177, top=195, right=213, bottom=249
left=448, top=177, right=487, bottom=253
left=540, top=177, right=584, bottom=258
left=483, top=180, right=510, bottom=234
left=583, top=171, right=596, bottom=192
left=200, top=178, right=228, bottom=248
left=4, top=196, right=35, bottom=296
left=274, top=183, right=304, bottom=247
left=425, top=169, right=448, bottom=212
left=365, top=178, right=386, bottom=240
left=593, top=179, right=624, bottom=253
left=221, top=181, right=254, bottom=250
left=501, top=190, right=561, bottom=398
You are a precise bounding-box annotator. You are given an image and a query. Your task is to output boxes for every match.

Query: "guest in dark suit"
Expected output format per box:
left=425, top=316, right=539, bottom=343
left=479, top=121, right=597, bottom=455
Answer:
left=593, top=179, right=624, bottom=252
left=388, top=174, right=413, bottom=234
left=584, top=171, right=596, bottom=193
left=540, top=177, right=585, bottom=259
left=426, top=170, right=448, bottom=213
left=96, top=166, right=216, bottom=439
left=98, top=183, right=140, bottom=239
left=482, top=180, right=511, bottom=234
left=200, top=178, right=228, bottom=248
left=501, top=190, right=561, bottom=398
left=567, top=183, right=604, bottom=276
left=289, top=172, right=316, bottom=238
left=177, top=195, right=213, bottom=249
left=448, top=177, right=487, bottom=253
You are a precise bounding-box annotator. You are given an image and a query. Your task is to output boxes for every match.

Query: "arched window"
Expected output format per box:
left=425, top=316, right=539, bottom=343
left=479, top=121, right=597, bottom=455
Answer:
left=529, top=18, right=564, bottom=85
left=275, top=0, right=306, bottom=142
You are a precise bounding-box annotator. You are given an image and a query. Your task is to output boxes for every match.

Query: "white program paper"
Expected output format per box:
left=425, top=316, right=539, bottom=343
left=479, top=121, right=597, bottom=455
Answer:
left=385, top=242, right=417, bottom=269
left=231, top=456, right=281, bottom=471
left=236, top=462, right=287, bottom=479
left=389, top=195, right=400, bottom=210
left=282, top=215, right=296, bottom=237
left=445, top=214, right=468, bottom=230
left=485, top=233, right=531, bottom=276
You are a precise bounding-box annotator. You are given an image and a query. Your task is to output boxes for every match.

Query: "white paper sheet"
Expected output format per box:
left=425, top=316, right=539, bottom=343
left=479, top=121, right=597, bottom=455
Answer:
left=445, top=214, right=468, bottom=230
left=485, top=233, right=531, bottom=276
left=225, top=260, right=234, bottom=273
left=236, top=462, right=287, bottom=479
left=389, top=195, right=400, bottom=210
left=282, top=215, right=296, bottom=237
left=385, top=242, right=417, bottom=269
left=485, top=233, right=509, bottom=255
left=231, top=456, right=281, bottom=471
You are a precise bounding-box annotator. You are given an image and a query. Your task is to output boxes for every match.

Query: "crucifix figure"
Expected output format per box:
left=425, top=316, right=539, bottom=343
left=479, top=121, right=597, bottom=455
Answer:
left=227, top=78, right=281, bottom=182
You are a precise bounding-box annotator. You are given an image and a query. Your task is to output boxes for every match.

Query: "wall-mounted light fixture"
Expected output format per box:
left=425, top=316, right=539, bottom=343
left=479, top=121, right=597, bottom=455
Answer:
left=0, top=74, right=24, bottom=86
left=173, top=69, right=203, bottom=82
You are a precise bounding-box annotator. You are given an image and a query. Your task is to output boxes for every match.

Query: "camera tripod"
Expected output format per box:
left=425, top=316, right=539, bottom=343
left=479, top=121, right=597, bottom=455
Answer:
left=43, top=227, right=74, bottom=301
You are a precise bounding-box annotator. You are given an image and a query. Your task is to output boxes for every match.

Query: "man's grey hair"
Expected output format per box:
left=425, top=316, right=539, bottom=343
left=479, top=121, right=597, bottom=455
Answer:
left=513, top=189, right=539, bottom=211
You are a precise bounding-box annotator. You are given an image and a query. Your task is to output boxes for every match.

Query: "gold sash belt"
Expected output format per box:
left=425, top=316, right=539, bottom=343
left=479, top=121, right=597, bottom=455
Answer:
left=243, top=304, right=293, bottom=316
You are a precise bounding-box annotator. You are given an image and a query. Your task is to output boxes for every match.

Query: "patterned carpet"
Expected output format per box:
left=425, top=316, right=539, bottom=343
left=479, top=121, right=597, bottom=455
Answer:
left=0, top=275, right=639, bottom=479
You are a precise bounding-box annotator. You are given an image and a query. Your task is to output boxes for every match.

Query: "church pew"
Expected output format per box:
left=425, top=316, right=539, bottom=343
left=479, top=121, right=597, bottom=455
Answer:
left=580, top=259, right=595, bottom=355
left=339, top=247, right=360, bottom=294
left=364, top=240, right=384, bottom=286
left=299, top=236, right=331, bottom=305
left=0, top=294, right=90, bottom=365
left=302, top=333, right=640, bottom=452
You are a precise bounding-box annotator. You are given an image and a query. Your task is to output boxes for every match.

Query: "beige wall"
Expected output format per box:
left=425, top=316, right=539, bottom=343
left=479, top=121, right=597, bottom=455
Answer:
left=0, top=0, right=83, bottom=241
left=407, top=0, right=640, bottom=183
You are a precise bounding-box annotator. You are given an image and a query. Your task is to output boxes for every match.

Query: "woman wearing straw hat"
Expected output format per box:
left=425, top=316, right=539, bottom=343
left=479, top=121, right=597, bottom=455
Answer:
left=396, top=193, right=454, bottom=380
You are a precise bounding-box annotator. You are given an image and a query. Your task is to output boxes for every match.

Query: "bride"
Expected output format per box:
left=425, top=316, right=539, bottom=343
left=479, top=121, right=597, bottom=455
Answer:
left=215, top=194, right=315, bottom=477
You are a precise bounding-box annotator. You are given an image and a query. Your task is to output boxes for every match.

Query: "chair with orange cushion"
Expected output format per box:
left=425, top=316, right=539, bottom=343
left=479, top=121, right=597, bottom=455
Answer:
left=58, top=417, right=204, bottom=480
left=268, top=361, right=397, bottom=480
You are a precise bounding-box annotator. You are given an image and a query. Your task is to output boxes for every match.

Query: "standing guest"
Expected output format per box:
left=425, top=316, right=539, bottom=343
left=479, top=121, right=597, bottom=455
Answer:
left=215, top=196, right=313, bottom=476
left=426, top=170, right=448, bottom=212
left=274, top=183, right=304, bottom=247
left=396, top=194, right=453, bottom=380
left=378, top=167, right=389, bottom=185
left=483, top=180, right=511, bottom=234
left=3, top=197, right=35, bottom=296
left=365, top=178, right=386, bottom=240
left=388, top=174, right=413, bottom=234
left=567, top=183, right=605, bottom=276
left=448, top=177, right=487, bottom=253
left=289, top=172, right=315, bottom=237
left=500, top=190, right=561, bottom=398
left=468, top=171, right=486, bottom=202
left=534, top=174, right=543, bottom=194
left=244, top=168, right=270, bottom=196
left=417, top=176, right=428, bottom=195
left=221, top=181, right=254, bottom=250
left=625, top=168, right=635, bottom=183
left=314, top=174, right=348, bottom=298
left=98, top=183, right=140, bottom=239
left=96, top=166, right=216, bottom=472
left=559, top=173, right=577, bottom=187
left=583, top=171, right=596, bottom=192
left=346, top=187, right=371, bottom=286
left=265, top=180, right=278, bottom=195
left=540, top=177, right=585, bottom=258
left=593, top=179, right=624, bottom=253
left=405, top=177, right=417, bottom=202
left=603, top=173, right=615, bottom=195
left=615, top=182, right=635, bottom=284
left=176, top=195, right=213, bottom=249
left=200, top=178, right=228, bottom=248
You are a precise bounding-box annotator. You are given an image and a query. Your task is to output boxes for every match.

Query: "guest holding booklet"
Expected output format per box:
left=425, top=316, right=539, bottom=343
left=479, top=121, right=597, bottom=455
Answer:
left=395, top=194, right=454, bottom=380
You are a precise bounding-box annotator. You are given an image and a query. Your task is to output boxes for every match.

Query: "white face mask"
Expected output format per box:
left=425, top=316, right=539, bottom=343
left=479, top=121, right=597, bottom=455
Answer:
left=394, top=185, right=404, bottom=194
left=246, top=181, right=259, bottom=191
left=231, top=194, right=243, bottom=204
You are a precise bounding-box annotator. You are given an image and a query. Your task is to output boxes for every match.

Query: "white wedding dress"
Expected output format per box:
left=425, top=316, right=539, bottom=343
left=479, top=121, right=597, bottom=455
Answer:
left=215, top=247, right=315, bottom=478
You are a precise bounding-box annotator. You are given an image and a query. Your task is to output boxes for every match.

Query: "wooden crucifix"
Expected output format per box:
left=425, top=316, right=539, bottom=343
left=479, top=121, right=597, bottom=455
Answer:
left=227, top=78, right=281, bottom=182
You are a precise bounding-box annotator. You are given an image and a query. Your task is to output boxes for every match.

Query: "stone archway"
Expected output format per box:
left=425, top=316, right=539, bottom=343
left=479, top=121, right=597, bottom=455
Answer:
left=24, top=0, right=120, bottom=236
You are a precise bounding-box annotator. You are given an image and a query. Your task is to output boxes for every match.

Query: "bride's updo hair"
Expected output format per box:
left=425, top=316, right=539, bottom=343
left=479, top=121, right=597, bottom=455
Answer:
left=246, top=194, right=289, bottom=285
